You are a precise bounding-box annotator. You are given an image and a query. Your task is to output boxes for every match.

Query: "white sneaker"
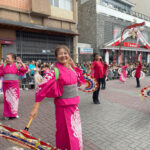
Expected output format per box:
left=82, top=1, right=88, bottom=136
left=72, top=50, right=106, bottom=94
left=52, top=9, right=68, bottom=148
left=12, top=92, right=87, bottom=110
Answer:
left=16, top=115, right=20, bottom=119
left=19, top=88, right=23, bottom=91
left=8, top=115, right=19, bottom=120
left=25, top=88, right=28, bottom=90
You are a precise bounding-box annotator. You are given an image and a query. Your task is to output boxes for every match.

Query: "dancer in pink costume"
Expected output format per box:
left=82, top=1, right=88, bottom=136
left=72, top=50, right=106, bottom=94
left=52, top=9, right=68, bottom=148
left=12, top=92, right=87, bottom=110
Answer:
left=119, top=64, right=128, bottom=82
left=30, top=45, right=85, bottom=150
left=0, top=59, right=4, bottom=93
left=0, top=76, right=3, bottom=93
left=0, top=53, right=28, bottom=120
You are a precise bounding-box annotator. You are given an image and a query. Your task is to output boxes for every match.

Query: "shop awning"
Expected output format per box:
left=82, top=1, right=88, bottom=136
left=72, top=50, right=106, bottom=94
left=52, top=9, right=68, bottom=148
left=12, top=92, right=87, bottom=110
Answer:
left=0, top=18, right=78, bottom=36
left=103, top=46, right=150, bottom=52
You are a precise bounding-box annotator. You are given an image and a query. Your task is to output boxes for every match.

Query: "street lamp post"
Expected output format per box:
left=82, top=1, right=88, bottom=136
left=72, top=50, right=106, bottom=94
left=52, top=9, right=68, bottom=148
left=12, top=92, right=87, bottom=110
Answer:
left=119, top=21, right=145, bottom=64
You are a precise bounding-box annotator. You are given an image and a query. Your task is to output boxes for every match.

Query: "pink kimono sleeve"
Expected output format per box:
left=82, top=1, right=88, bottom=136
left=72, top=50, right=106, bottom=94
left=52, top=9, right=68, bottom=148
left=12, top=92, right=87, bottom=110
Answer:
left=0, top=64, right=4, bottom=76
left=35, top=69, right=63, bottom=102
left=73, top=67, right=86, bottom=84
left=18, top=65, right=28, bottom=76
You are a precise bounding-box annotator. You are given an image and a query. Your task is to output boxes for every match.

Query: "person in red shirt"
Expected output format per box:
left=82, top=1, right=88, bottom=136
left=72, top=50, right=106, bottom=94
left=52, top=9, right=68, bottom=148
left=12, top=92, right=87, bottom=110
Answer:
left=88, top=53, right=103, bottom=104
left=135, top=61, right=142, bottom=88
left=102, top=61, right=108, bottom=89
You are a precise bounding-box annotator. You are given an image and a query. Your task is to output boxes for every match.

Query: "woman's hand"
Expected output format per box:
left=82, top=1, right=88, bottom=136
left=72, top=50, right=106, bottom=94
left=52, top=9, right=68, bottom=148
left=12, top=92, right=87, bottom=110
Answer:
left=68, top=57, right=76, bottom=67
left=16, top=57, right=22, bottom=64
left=0, top=59, right=4, bottom=65
left=30, top=107, right=38, bottom=120
left=30, top=102, right=40, bottom=120
left=16, top=57, right=28, bottom=70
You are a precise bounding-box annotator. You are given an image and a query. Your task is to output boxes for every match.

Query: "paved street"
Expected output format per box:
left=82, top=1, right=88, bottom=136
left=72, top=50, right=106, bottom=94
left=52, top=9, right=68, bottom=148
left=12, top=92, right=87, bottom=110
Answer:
left=1, top=77, right=150, bottom=150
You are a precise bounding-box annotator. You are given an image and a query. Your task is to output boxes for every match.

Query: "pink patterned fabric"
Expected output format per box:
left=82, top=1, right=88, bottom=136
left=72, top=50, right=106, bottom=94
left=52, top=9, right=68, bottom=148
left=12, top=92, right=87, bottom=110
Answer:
left=0, top=62, right=28, bottom=117
left=119, top=65, right=128, bottom=82
left=44, top=68, right=50, bottom=75
left=3, top=81, right=19, bottom=117
left=35, top=63, right=84, bottom=150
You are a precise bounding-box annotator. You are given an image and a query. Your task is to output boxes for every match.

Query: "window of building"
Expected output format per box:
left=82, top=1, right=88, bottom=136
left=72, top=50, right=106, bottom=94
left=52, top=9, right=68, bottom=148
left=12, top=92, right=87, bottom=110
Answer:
left=49, top=0, right=72, bottom=11
left=99, top=0, right=131, bottom=14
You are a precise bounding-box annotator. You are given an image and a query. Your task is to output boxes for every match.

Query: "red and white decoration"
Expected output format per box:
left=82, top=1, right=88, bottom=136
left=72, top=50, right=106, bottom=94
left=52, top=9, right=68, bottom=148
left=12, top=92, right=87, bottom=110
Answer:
left=106, top=30, right=150, bottom=50
left=104, top=28, right=150, bottom=64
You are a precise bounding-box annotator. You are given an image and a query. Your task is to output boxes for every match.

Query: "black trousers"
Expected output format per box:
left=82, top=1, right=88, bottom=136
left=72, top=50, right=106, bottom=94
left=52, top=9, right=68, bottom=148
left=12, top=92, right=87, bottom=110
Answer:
left=102, top=76, right=106, bottom=89
left=93, top=78, right=103, bottom=103
left=136, top=78, right=140, bottom=87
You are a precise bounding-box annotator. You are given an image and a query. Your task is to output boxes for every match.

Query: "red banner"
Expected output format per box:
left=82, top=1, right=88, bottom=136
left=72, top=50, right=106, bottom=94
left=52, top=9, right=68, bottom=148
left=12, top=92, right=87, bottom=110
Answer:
left=0, top=40, right=14, bottom=45
left=123, top=42, right=140, bottom=48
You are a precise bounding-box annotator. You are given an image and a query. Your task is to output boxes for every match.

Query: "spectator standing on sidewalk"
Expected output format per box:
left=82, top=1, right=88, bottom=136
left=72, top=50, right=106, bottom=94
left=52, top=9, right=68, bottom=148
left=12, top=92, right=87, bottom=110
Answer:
left=29, top=60, right=35, bottom=77
left=34, top=63, right=43, bottom=88
left=29, top=60, right=35, bottom=89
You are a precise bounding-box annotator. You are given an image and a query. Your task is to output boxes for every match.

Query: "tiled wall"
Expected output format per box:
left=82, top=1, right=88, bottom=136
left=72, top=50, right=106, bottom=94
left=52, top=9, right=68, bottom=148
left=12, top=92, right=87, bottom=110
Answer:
left=0, top=0, right=30, bottom=11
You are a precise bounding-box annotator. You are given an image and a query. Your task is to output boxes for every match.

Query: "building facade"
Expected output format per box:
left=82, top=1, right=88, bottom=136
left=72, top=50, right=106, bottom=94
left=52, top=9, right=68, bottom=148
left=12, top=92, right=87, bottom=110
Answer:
left=78, top=0, right=150, bottom=64
left=0, top=0, right=78, bottom=62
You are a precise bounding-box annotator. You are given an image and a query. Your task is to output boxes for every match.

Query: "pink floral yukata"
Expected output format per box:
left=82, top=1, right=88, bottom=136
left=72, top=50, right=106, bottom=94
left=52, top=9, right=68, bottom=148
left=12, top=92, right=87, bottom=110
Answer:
left=35, top=62, right=85, bottom=150
left=0, top=62, right=28, bottom=117
left=119, top=65, right=128, bottom=82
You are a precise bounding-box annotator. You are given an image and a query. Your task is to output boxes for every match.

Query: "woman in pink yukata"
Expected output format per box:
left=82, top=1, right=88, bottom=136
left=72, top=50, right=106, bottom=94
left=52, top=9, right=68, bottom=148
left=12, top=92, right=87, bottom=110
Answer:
left=0, top=53, right=28, bottom=120
left=119, top=63, right=128, bottom=83
left=0, top=59, right=4, bottom=93
left=30, top=45, right=85, bottom=150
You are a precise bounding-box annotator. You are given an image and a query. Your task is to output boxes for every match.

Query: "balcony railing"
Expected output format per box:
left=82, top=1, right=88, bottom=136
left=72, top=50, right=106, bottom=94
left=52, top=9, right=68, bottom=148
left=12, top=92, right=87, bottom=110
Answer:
left=100, top=3, right=150, bottom=22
